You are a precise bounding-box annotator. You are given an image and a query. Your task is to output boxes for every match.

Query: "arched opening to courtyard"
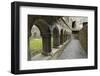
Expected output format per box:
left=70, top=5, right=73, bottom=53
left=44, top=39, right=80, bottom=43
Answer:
left=28, top=17, right=52, bottom=60
left=29, top=25, right=42, bottom=57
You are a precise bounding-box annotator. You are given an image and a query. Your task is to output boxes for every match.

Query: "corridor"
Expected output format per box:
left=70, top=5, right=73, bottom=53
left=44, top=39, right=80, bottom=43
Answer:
left=58, top=38, right=87, bottom=59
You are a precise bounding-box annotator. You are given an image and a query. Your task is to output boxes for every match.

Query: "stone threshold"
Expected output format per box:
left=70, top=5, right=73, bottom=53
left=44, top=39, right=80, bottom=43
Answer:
left=31, top=39, right=71, bottom=60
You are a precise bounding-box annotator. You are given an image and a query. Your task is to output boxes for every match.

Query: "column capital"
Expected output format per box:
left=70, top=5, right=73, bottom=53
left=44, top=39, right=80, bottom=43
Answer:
left=41, top=33, right=51, bottom=38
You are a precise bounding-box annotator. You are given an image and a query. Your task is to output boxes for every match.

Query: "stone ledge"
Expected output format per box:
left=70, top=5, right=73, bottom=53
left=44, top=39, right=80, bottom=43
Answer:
left=49, top=39, right=71, bottom=59
left=31, top=39, right=71, bottom=60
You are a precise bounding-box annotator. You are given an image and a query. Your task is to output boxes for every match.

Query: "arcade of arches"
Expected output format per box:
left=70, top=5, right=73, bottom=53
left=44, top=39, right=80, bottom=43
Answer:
left=28, top=15, right=88, bottom=60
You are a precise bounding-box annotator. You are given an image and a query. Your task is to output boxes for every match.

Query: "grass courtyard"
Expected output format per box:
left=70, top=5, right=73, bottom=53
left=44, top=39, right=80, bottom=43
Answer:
left=29, top=38, right=42, bottom=55
left=30, top=38, right=42, bottom=50
left=29, top=37, right=53, bottom=56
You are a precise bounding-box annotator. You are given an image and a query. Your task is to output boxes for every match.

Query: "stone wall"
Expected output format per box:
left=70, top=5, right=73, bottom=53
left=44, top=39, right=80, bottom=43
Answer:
left=79, top=22, right=88, bottom=52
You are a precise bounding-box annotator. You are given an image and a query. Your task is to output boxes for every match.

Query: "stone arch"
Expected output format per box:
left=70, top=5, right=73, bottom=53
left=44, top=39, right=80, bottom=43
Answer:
left=60, top=29, right=64, bottom=44
left=34, top=19, right=51, bottom=34
left=31, top=25, right=41, bottom=38
left=53, top=26, right=60, bottom=48
left=35, top=19, right=51, bottom=56
left=28, top=18, right=51, bottom=60
left=28, top=17, right=51, bottom=38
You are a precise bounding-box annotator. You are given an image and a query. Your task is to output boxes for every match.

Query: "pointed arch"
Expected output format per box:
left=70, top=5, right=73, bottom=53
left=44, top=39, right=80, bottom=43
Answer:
left=31, top=25, right=41, bottom=38
left=28, top=17, right=52, bottom=58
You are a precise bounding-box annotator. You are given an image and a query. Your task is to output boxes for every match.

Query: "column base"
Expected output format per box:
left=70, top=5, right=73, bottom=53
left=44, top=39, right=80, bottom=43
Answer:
left=42, top=51, right=51, bottom=56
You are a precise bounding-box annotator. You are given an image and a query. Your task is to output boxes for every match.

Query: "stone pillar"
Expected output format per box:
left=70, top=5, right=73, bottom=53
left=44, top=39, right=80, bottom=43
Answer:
left=41, top=33, right=52, bottom=56
left=60, top=29, right=64, bottom=44
left=66, top=35, right=67, bottom=41
left=64, top=34, right=66, bottom=42
left=63, top=34, right=65, bottom=43
left=60, top=33, right=63, bottom=44
left=53, top=35, right=60, bottom=48
left=28, top=27, right=32, bottom=61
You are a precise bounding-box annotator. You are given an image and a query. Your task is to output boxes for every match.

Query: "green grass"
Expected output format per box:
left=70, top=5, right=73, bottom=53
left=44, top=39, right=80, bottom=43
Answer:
left=29, top=38, right=42, bottom=54
left=30, top=38, right=42, bottom=50
left=29, top=37, right=53, bottom=55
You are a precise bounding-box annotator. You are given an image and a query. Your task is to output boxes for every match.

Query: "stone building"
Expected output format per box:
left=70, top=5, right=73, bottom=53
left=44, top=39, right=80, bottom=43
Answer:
left=68, top=16, right=88, bottom=52
left=28, top=15, right=88, bottom=60
left=28, top=15, right=72, bottom=60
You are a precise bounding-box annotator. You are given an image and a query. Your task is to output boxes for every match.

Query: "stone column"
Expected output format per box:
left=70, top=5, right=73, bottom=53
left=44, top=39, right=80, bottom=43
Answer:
left=28, top=27, right=32, bottom=61
left=64, top=34, right=66, bottom=42
left=53, top=35, right=60, bottom=48
left=63, top=34, right=65, bottom=43
left=41, top=33, right=52, bottom=56
left=60, top=34, right=63, bottom=44
left=66, top=35, right=67, bottom=41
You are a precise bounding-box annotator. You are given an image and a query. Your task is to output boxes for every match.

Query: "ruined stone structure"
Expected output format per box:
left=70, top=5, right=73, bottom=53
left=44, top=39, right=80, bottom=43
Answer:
left=28, top=15, right=88, bottom=60
left=28, top=15, right=72, bottom=60
left=70, top=17, right=88, bottom=53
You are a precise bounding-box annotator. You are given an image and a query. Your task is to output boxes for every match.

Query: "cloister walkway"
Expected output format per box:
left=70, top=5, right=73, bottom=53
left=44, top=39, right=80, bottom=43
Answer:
left=58, top=38, right=87, bottom=59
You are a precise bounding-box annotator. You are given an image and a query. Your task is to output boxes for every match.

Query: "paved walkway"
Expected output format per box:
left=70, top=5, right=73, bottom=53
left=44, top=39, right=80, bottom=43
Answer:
left=58, top=39, right=87, bottom=59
